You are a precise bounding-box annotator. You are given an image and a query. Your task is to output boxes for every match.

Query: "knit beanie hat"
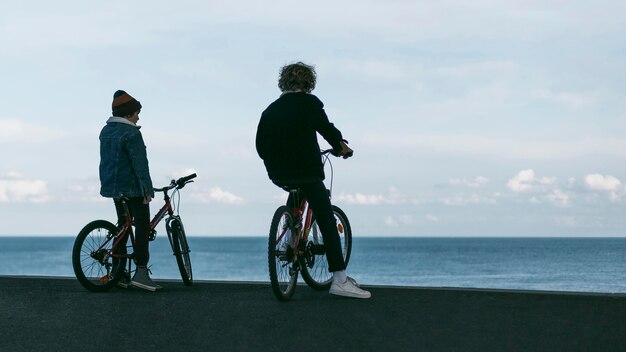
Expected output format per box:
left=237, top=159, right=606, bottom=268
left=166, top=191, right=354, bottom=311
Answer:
left=112, top=90, right=142, bottom=117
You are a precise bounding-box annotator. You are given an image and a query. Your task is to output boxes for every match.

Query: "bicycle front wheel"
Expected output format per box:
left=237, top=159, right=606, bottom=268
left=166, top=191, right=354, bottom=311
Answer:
left=300, top=205, right=352, bottom=290
left=268, top=206, right=298, bottom=301
left=168, top=217, right=193, bottom=286
left=72, top=220, right=126, bottom=292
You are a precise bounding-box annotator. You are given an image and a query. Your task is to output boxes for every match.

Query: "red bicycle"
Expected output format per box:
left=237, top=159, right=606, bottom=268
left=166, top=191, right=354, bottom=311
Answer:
left=72, top=173, right=197, bottom=292
left=268, top=150, right=352, bottom=301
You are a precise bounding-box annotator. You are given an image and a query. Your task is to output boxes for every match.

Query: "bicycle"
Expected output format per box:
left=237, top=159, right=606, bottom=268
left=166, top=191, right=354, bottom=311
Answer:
left=267, top=149, right=353, bottom=301
left=72, top=173, right=197, bottom=292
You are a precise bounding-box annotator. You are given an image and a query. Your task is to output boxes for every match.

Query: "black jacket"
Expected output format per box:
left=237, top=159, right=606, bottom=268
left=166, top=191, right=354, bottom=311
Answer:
left=256, top=92, right=343, bottom=183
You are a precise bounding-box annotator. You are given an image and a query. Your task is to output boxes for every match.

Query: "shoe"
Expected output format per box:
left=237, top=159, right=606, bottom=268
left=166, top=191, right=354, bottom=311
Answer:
left=116, top=271, right=131, bottom=289
left=347, top=277, right=360, bottom=288
left=131, top=265, right=161, bottom=292
left=329, top=276, right=371, bottom=299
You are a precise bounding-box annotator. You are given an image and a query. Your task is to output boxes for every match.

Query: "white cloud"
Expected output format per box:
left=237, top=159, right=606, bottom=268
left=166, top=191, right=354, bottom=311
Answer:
left=384, top=214, right=413, bottom=227
left=555, top=216, right=578, bottom=228
left=441, top=194, right=497, bottom=206
left=426, top=214, right=439, bottom=223
left=384, top=216, right=398, bottom=227
left=448, top=176, right=488, bottom=188
left=0, top=173, right=49, bottom=203
left=584, top=174, right=621, bottom=191
left=584, top=174, right=625, bottom=203
left=360, top=133, right=626, bottom=159
left=64, top=182, right=105, bottom=203
left=546, top=189, right=570, bottom=207
left=191, top=187, right=244, bottom=205
left=506, top=169, right=555, bottom=192
left=567, top=177, right=576, bottom=187
left=3, top=1, right=623, bottom=51
left=531, top=89, right=597, bottom=110
left=507, top=169, right=535, bottom=192
left=335, top=193, right=385, bottom=205
left=0, top=119, right=64, bottom=143
left=335, top=187, right=403, bottom=205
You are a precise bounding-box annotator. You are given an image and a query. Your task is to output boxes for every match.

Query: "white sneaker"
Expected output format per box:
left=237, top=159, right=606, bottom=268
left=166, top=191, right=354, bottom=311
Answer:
left=329, top=277, right=371, bottom=299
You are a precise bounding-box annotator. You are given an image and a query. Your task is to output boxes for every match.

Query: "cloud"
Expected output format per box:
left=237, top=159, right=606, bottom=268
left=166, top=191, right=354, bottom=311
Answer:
left=441, top=194, right=497, bottom=206
left=360, top=133, right=626, bottom=160
left=384, top=216, right=398, bottom=227
left=4, top=0, right=623, bottom=66
left=506, top=169, right=555, bottom=192
left=555, top=216, right=578, bottom=228
left=503, top=170, right=578, bottom=206
left=448, top=176, right=488, bottom=188
left=335, top=193, right=386, bottom=205
left=191, top=187, right=244, bottom=204
left=335, top=187, right=403, bottom=205
left=584, top=174, right=621, bottom=191
left=531, top=89, right=597, bottom=110
left=0, top=172, right=49, bottom=203
left=584, top=174, right=624, bottom=203
left=0, top=119, right=64, bottom=143
left=384, top=214, right=413, bottom=227
left=64, top=182, right=105, bottom=203
left=546, top=189, right=570, bottom=207
left=426, top=214, right=439, bottom=223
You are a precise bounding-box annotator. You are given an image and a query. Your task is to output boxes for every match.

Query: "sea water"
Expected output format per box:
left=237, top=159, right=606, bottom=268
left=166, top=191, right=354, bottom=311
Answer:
left=1, top=236, right=625, bottom=293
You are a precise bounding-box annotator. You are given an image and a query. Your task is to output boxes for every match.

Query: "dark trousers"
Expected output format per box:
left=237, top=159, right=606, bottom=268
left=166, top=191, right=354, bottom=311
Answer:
left=113, top=197, right=151, bottom=266
left=283, top=180, right=346, bottom=273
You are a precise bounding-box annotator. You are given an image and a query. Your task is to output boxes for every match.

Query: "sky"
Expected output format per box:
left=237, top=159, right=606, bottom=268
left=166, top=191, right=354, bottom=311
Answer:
left=1, top=0, right=625, bottom=236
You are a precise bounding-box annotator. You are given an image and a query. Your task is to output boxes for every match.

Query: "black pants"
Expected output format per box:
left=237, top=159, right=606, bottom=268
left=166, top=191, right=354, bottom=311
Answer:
left=113, top=197, right=151, bottom=266
left=281, top=180, right=346, bottom=273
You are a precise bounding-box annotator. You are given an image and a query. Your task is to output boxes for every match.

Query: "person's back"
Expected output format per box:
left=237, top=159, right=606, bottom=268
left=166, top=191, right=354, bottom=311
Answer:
left=98, top=90, right=160, bottom=292
left=256, top=62, right=370, bottom=299
left=257, top=92, right=342, bottom=183
left=99, top=120, right=150, bottom=198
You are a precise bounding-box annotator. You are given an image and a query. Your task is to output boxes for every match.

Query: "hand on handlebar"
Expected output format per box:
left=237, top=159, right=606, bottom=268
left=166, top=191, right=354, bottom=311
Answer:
left=339, top=140, right=353, bottom=159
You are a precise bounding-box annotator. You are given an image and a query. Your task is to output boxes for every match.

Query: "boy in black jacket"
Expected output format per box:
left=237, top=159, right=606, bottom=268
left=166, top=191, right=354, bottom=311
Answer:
left=256, top=62, right=370, bottom=299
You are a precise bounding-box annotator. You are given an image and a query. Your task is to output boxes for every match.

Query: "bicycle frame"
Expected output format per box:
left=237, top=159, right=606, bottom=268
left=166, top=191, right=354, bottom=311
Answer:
left=93, top=191, right=176, bottom=264
left=274, top=191, right=314, bottom=262
left=276, top=149, right=338, bottom=259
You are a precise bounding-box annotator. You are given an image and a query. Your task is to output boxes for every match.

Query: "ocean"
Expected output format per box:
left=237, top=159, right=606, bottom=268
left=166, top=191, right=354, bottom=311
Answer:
left=1, top=236, right=625, bottom=293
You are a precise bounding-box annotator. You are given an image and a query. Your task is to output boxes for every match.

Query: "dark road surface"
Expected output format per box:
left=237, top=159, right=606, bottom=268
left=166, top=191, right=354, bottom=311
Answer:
left=1, top=276, right=625, bottom=351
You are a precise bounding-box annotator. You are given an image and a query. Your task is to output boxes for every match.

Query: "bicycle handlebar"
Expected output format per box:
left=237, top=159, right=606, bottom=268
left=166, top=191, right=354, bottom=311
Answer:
left=321, top=149, right=353, bottom=158
left=154, top=173, right=197, bottom=192
left=176, top=173, right=197, bottom=188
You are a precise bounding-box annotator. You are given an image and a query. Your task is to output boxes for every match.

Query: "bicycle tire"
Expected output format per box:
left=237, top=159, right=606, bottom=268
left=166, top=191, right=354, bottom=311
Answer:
left=300, top=205, right=352, bottom=290
left=72, top=220, right=126, bottom=292
left=168, top=217, right=193, bottom=286
left=268, top=206, right=298, bottom=301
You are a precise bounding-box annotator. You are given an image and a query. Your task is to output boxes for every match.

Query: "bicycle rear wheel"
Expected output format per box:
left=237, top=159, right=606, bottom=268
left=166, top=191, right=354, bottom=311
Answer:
left=168, top=217, right=193, bottom=286
left=301, top=205, right=352, bottom=290
left=268, top=206, right=298, bottom=301
left=72, top=220, right=126, bottom=292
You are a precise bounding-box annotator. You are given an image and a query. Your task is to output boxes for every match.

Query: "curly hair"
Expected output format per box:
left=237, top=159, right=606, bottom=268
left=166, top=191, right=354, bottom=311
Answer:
left=278, top=62, right=317, bottom=93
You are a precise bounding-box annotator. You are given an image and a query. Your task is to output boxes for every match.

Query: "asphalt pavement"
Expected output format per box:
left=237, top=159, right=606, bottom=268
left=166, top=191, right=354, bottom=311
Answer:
left=1, top=276, right=625, bottom=351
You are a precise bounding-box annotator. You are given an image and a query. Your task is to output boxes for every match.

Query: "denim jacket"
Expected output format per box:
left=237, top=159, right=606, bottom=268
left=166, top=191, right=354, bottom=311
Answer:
left=99, top=117, right=154, bottom=198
